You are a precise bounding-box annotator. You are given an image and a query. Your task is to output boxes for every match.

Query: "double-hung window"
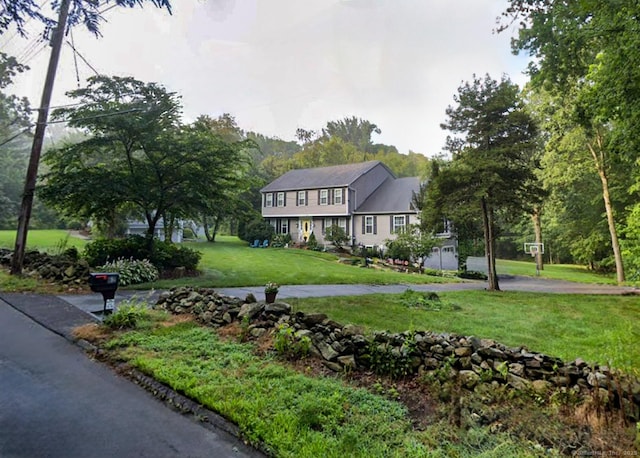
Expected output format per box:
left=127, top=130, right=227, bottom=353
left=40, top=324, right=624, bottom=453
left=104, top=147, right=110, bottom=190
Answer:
left=393, top=215, right=407, bottom=233
left=297, top=191, right=306, bottom=206
left=319, top=189, right=328, bottom=205
left=323, top=217, right=333, bottom=234
left=277, top=192, right=285, bottom=207
left=265, top=193, right=273, bottom=207
left=334, top=188, right=343, bottom=205
left=279, top=219, right=288, bottom=234
left=364, top=216, right=375, bottom=234
left=338, top=217, right=348, bottom=235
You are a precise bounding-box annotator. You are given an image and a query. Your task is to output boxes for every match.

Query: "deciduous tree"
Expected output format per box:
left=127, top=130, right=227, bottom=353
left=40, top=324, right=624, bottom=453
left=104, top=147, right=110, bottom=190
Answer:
left=39, top=76, right=249, bottom=241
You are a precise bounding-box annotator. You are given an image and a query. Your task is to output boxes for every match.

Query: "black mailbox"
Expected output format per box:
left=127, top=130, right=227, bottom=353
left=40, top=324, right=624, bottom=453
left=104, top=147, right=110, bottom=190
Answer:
left=88, top=273, right=120, bottom=315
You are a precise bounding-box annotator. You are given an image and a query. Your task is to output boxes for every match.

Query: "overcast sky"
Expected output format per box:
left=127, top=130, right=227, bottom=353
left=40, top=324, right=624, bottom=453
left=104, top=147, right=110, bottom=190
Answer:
left=3, top=0, right=530, bottom=156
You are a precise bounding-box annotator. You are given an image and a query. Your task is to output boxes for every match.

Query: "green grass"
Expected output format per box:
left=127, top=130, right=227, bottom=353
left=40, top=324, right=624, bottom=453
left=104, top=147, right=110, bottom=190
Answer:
left=496, top=259, right=617, bottom=284
left=0, top=229, right=87, bottom=252
left=288, top=290, right=640, bottom=372
left=0, top=231, right=620, bottom=288
left=138, top=236, right=454, bottom=289
left=107, top=321, right=549, bottom=457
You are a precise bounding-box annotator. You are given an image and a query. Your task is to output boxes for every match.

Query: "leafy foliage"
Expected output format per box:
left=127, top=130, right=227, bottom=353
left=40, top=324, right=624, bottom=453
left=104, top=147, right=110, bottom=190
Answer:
left=1, top=0, right=172, bottom=38
left=306, top=232, right=320, bottom=251
left=238, top=219, right=274, bottom=244
left=273, top=324, right=311, bottom=360
left=323, top=224, right=349, bottom=249
left=39, top=76, right=251, bottom=239
left=97, top=257, right=159, bottom=286
left=0, top=53, right=32, bottom=229
left=425, top=74, right=542, bottom=290
left=270, top=233, right=291, bottom=248
left=384, top=224, right=437, bottom=265
left=83, top=235, right=201, bottom=271
left=102, top=300, right=150, bottom=330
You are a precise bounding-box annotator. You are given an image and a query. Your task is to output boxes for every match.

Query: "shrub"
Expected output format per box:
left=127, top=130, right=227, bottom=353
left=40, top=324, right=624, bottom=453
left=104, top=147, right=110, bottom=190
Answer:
left=239, top=219, right=274, bottom=243
left=97, top=258, right=159, bottom=286
left=457, top=270, right=488, bottom=280
left=324, top=225, right=349, bottom=249
left=306, top=232, right=320, bottom=250
left=103, top=300, right=150, bottom=330
left=274, top=324, right=311, bottom=360
left=83, top=235, right=201, bottom=271
left=271, top=233, right=292, bottom=248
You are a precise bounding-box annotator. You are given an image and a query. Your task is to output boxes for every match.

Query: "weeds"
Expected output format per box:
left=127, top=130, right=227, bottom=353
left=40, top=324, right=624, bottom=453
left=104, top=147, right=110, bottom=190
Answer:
left=103, top=296, right=152, bottom=330
left=273, top=323, right=311, bottom=359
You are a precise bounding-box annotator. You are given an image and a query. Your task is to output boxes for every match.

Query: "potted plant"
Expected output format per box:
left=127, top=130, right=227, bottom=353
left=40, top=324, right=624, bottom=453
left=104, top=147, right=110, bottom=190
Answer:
left=264, top=282, right=279, bottom=303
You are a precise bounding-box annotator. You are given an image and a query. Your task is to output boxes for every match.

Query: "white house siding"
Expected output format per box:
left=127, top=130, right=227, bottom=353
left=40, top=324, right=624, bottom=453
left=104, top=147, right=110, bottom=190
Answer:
left=353, top=213, right=417, bottom=248
left=262, top=187, right=349, bottom=218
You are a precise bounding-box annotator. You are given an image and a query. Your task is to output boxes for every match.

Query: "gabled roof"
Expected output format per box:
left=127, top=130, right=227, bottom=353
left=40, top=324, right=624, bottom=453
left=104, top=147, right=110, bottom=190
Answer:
left=355, top=176, right=420, bottom=214
left=261, top=160, right=392, bottom=192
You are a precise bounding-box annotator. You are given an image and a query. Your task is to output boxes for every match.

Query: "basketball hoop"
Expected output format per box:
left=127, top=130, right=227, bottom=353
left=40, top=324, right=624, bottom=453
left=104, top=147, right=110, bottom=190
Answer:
left=524, top=242, right=544, bottom=256
left=524, top=242, right=544, bottom=276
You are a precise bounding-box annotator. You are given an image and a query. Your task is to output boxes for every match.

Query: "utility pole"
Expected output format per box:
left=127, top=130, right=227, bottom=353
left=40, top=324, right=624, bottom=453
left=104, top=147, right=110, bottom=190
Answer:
left=11, top=0, right=71, bottom=275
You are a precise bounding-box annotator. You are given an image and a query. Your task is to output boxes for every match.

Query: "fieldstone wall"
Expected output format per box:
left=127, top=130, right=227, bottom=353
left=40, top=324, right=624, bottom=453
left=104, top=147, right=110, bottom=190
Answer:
left=155, top=286, right=640, bottom=420
left=0, top=248, right=90, bottom=285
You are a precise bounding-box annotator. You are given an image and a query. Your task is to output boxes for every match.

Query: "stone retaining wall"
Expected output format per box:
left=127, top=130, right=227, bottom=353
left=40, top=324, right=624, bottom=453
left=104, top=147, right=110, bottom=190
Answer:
left=154, top=286, right=640, bottom=420
left=0, top=248, right=90, bottom=285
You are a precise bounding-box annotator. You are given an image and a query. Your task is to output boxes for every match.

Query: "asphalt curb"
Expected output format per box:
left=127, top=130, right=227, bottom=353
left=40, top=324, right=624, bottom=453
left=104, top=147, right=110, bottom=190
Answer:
left=0, top=292, right=98, bottom=341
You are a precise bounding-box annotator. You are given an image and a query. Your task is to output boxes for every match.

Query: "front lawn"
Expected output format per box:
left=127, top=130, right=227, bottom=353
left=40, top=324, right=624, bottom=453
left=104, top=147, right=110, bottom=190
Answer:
left=496, top=259, right=617, bottom=285
left=137, top=236, right=455, bottom=289
left=288, top=290, right=640, bottom=372
left=0, top=229, right=87, bottom=252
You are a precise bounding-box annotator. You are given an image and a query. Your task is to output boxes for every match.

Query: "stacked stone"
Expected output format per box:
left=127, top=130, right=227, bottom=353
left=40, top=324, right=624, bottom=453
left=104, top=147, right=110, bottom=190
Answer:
left=0, top=248, right=90, bottom=284
left=155, top=286, right=640, bottom=420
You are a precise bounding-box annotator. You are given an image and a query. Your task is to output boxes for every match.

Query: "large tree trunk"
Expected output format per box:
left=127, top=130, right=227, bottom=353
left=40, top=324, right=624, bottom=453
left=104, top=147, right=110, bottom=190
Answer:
left=532, top=206, right=544, bottom=271
left=481, top=198, right=500, bottom=291
left=587, top=131, right=625, bottom=284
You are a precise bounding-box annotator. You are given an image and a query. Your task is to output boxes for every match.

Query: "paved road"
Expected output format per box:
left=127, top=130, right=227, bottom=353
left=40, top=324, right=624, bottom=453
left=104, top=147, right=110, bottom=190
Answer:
left=217, top=275, right=639, bottom=300
left=0, top=300, right=262, bottom=458
left=59, top=275, right=638, bottom=315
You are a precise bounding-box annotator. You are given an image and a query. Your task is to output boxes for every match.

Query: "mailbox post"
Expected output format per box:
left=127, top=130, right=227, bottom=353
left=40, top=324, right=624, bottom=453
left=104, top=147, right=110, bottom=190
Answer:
left=88, top=273, right=120, bottom=315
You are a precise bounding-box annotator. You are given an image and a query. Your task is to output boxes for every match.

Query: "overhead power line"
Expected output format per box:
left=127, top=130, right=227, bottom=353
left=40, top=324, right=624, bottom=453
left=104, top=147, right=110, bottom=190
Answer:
left=65, top=39, right=100, bottom=76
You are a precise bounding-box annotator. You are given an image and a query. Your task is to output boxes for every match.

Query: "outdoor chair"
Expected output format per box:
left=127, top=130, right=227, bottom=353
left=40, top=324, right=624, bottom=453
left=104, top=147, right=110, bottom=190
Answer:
left=261, top=240, right=269, bottom=248
left=250, top=239, right=260, bottom=248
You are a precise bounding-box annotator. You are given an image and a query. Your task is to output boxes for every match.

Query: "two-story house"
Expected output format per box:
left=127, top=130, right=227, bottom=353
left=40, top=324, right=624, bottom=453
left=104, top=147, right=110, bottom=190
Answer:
left=261, top=161, right=457, bottom=269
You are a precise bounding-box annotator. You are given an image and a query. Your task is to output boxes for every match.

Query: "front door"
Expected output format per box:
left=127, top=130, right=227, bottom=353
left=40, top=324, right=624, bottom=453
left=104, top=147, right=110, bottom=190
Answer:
left=300, top=218, right=312, bottom=242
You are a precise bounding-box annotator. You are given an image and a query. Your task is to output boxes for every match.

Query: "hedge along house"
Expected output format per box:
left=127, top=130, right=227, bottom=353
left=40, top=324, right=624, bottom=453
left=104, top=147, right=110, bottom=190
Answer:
left=260, top=161, right=458, bottom=269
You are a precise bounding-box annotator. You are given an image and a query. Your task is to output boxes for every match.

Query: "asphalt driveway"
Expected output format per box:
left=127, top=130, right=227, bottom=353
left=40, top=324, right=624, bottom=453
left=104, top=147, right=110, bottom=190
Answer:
left=0, top=297, right=262, bottom=458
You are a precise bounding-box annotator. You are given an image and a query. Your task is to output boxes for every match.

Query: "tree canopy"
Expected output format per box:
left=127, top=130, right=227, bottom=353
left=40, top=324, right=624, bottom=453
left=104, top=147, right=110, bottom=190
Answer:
left=1, top=0, right=172, bottom=37
left=0, top=53, right=32, bottom=228
left=39, top=76, right=250, bottom=238
left=501, top=0, right=639, bottom=283
left=424, top=74, right=542, bottom=290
